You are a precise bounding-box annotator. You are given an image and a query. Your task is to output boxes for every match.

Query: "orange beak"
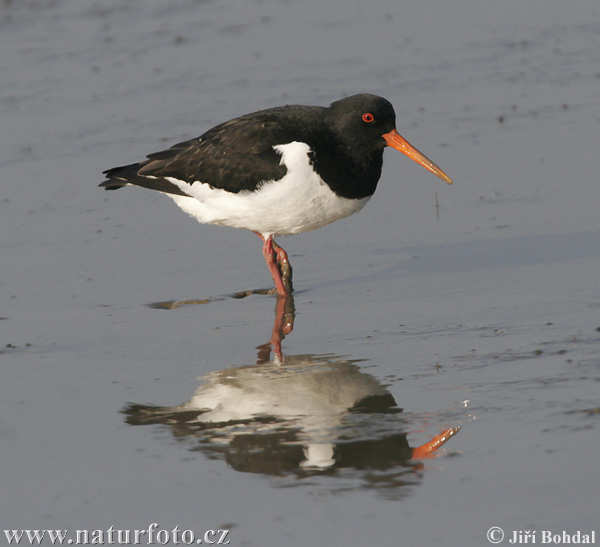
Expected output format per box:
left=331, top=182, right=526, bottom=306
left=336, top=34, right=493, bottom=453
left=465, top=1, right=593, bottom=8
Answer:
left=383, top=129, right=453, bottom=185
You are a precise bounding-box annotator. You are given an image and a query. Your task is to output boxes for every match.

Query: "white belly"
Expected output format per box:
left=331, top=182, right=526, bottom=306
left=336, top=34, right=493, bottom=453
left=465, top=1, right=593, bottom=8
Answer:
left=165, top=142, right=371, bottom=237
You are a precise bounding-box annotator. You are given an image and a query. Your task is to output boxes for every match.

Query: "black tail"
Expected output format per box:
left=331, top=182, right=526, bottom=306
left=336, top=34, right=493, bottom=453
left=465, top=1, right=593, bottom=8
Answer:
left=99, top=163, right=189, bottom=196
left=99, top=163, right=139, bottom=190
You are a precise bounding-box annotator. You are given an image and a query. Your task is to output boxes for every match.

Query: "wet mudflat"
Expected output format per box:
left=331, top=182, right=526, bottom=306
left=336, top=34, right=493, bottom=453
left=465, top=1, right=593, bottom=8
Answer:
left=1, top=1, right=599, bottom=545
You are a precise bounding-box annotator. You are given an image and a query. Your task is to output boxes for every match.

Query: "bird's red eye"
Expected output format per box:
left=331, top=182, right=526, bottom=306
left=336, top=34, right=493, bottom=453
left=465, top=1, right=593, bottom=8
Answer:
left=362, top=112, right=375, bottom=123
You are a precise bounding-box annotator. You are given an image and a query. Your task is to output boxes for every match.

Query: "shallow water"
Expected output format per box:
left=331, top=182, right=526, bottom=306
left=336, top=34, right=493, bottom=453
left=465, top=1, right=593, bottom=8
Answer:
left=2, top=0, right=599, bottom=545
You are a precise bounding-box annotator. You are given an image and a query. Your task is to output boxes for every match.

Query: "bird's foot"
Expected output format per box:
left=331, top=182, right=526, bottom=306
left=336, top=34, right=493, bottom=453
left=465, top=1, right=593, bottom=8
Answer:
left=272, top=240, right=293, bottom=295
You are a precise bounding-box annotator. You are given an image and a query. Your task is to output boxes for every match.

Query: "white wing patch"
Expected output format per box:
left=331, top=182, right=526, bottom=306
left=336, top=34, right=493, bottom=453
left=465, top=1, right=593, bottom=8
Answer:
left=165, top=141, right=370, bottom=237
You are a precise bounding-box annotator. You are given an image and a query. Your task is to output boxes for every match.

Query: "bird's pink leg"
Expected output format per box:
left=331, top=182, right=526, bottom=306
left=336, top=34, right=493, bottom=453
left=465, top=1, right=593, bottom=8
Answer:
left=271, top=239, right=293, bottom=294
left=257, top=233, right=289, bottom=296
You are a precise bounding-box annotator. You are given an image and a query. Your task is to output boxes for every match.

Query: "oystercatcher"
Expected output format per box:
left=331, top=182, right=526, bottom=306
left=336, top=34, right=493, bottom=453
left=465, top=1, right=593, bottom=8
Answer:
left=100, top=94, right=452, bottom=295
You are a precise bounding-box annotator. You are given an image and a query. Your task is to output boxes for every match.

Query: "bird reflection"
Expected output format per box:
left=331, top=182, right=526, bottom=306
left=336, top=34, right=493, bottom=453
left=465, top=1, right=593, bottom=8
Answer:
left=126, top=293, right=459, bottom=494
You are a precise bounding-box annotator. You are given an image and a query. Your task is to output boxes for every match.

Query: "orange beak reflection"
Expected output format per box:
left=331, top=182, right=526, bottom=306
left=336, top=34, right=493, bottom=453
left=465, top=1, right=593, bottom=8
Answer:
left=383, top=129, right=453, bottom=185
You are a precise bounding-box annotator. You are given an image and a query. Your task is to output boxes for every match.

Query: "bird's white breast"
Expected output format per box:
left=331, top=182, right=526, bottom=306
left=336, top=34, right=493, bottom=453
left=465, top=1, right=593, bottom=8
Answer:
left=165, top=141, right=371, bottom=237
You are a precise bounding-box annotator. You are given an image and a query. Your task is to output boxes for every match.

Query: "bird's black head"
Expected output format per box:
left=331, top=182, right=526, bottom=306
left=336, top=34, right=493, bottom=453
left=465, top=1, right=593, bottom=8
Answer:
left=325, top=94, right=397, bottom=154
left=326, top=93, right=453, bottom=185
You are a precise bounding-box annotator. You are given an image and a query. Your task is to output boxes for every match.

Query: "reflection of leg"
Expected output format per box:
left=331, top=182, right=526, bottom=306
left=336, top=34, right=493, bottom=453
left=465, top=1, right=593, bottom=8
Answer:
left=269, top=295, right=294, bottom=363
left=272, top=239, right=293, bottom=295
left=257, top=295, right=296, bottom=365
left=411, top=427, right=460, bottom=460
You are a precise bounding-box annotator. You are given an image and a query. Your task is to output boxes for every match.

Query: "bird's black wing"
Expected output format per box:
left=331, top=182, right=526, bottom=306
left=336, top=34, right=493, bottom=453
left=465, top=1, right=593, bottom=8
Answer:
left=100, top=111, right=298, bottom=195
